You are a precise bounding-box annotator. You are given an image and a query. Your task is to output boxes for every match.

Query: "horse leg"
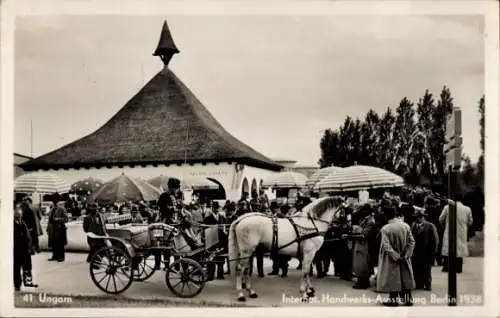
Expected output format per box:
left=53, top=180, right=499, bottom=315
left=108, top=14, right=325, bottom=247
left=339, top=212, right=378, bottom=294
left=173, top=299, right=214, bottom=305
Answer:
left=241, top=249, right=258, bottom=298
left=235, top=261, right=246, bottom=301
left=300, top=250, right=317, bottom=300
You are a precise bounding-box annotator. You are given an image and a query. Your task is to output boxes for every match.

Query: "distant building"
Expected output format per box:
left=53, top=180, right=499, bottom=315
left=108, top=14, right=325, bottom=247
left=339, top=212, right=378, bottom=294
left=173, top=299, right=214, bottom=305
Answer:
left=20, top=20, right=282, bottom=201
left=14, top=153, right=33, bottom=178
left=292, top=165, right=319, bottom=179
left=273, top=158, right=319, bottom=178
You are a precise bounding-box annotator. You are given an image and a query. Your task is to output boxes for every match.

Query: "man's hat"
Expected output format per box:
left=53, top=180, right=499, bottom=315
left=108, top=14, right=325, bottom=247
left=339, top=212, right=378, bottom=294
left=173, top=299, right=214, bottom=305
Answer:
left=212, top=201, right=220, bottom=209
left=413, top=208, right=427, bottom=217
left=86, top=202, right=99, bottom=211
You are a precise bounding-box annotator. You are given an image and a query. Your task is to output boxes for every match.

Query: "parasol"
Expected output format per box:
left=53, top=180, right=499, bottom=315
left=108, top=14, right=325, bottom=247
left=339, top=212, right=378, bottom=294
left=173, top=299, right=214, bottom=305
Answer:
left=305, top=166, right=344, bottom=188
left=70, top=177, right=104, bottom=195
left=15, top=172, right=70, bottom=194
left=314, top=165, right=404, bottom=192
left=90, top=173, right=161, bottom=204
left=262, top=172, right=308, bottom=189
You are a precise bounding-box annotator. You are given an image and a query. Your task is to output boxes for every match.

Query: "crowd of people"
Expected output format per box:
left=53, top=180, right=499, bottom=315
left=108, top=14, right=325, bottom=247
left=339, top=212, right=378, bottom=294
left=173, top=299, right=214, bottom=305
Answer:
left=13, top=179, right=483, bottom=306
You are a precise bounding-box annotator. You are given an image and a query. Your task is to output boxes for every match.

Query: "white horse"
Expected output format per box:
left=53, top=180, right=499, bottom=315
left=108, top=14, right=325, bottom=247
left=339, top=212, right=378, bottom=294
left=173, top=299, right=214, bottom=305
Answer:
left=228, top=196, right=345, bottom=301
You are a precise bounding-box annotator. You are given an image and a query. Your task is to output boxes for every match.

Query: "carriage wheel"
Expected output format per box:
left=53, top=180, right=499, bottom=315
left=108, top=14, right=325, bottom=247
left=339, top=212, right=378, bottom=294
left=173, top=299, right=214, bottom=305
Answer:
left=166, top=258, right=206, bottom=298
left=133, top=253, right=158, bottom=281
left=89, top=246, right=133, bottom=295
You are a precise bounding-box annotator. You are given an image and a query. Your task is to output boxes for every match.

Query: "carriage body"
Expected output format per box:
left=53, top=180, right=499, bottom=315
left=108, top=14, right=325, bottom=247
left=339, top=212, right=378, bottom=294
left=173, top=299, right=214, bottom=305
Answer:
left=87, top=213, right=224, bottom=298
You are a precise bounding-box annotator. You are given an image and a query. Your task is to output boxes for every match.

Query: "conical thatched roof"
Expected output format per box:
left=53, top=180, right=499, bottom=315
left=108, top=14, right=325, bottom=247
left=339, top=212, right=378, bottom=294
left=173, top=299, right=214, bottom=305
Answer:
left=21, top=66, right=282, bottom=171
left=22, top=20, right=281, bottom=172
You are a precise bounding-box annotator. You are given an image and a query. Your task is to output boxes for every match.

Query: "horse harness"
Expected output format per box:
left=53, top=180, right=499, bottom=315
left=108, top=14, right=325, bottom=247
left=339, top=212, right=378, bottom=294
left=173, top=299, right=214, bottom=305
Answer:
left=270, top=214, right=329, bottom=258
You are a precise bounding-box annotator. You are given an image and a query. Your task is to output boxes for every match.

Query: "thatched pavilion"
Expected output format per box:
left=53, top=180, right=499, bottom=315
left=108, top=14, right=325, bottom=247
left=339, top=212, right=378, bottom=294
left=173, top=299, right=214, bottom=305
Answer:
left=20, top=20, right=282, bottom=201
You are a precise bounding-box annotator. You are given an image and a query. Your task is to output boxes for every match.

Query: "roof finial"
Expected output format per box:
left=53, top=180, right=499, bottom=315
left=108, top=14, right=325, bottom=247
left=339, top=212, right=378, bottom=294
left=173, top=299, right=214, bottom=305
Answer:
left=153, top=20, right=180, bottom=66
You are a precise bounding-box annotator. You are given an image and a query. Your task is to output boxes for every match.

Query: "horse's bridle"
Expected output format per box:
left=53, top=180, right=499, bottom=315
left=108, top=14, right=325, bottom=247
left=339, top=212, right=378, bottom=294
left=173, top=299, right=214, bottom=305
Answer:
left=292, top=207, right=342, bottom=231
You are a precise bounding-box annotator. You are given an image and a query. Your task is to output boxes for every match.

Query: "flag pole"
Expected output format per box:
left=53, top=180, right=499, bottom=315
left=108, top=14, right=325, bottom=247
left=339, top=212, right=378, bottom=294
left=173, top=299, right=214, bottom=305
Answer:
left=30, top=119, right=33, bottom=158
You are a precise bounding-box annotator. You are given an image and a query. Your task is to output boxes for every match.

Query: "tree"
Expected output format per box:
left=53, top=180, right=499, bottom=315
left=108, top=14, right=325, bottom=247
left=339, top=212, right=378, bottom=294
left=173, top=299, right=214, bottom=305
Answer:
left=429, top=86, right=454, bottom=182
left=460, top=154, right=476, bottom=189
left=359, top=109, right=380, bottom=166
left=377, top=107, right=397, bottom=172
left=412, top=89, right=436, bottom=182
left=393, top=97, right=417, bottom=181
left=338, top=116, right=355, bottom=167
left=352, top=118, right=362, bottom=164
left=318, top=129, right=341, bottom=167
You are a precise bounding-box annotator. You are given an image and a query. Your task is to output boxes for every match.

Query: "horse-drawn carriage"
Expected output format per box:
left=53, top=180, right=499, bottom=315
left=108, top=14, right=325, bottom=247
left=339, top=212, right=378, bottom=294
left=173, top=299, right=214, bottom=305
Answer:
left=86, top=213, right=225, bottom=298
left=87, top=196, right=349, bottom=302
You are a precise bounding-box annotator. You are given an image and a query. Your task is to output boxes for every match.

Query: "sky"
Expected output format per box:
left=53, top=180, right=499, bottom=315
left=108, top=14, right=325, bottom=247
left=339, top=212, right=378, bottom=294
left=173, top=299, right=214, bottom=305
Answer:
left=14, top=15, right=484, bottom=166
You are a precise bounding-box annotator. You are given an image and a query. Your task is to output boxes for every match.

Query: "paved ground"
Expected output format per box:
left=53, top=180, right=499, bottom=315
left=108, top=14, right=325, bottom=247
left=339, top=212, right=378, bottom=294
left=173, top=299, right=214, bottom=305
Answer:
left=17, top=252, right=483, bottom=307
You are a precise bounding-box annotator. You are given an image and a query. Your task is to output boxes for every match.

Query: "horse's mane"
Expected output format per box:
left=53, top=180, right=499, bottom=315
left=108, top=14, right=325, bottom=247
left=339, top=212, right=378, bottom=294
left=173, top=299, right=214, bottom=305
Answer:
left=303, top=196, right=344, bottom=218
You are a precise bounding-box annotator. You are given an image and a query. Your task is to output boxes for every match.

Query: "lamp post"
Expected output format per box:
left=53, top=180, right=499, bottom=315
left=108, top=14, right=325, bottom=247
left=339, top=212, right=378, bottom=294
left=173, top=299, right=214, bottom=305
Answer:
left=443, top=107, right=462, bottom=306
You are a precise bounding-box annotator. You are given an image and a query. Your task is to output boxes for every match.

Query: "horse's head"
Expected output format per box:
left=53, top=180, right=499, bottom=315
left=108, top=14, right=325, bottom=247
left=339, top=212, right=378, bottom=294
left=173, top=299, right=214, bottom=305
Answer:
left=304, top=196, right=345, bottom=223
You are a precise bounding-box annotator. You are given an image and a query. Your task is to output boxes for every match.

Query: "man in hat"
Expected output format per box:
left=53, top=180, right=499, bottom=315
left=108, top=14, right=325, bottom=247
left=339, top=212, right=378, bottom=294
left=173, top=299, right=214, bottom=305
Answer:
left=411, top=208, right=439, bottom=290
left=83, top=202, right=106, bottom=266
left=267, top=204, right=291, bottom=277
left=21, top=197, right=43, bottom=253
left=376, top=206, right=415, bottom=306
left=14, top=202, right=36, bottom=290
left=439, top=193, right=473, bottom=274
left=351, top=204, right=377, bottom=289
left=46, top=194, right=68, bottom=262
left=157, top=178, right=181, bottom=224
left=130, top=205, right=145, bottom=224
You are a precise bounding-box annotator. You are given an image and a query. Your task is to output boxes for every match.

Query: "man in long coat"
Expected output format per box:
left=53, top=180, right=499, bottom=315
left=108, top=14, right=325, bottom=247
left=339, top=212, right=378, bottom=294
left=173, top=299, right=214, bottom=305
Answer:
left=351, top=205, right=377, bottom=289
left=21, top=198, right=43, bottom=253
left=424, top=195, right=443, bottom=265
left=47, top=197, right=68, bottom=262
left=439, top=193, right=473, bottom=274
left=376, top=206, right=415, bottom=306
left=411, top=209, right=439, bottom=290
left=14, top=204, right=35, bottom=290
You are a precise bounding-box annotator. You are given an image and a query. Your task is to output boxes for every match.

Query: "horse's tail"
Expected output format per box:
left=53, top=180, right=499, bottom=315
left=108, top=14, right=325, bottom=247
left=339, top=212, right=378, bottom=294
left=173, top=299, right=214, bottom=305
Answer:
left=228, top=220, right=240, bottom=282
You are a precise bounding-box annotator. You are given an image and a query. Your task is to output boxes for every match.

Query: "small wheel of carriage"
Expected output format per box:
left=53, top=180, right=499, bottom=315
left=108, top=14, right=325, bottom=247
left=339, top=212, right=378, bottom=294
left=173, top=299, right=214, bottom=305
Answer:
left=133, top=253, right=158, bottom=281
left=165, top=258, right=206, bottom=298
left=89, top=245, right=133, bottom=295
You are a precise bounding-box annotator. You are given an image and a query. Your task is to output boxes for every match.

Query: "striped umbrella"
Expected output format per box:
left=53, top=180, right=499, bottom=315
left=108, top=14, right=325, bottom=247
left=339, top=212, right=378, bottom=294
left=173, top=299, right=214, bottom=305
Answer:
left=305, top=166, right=344, bottom=188
left=70, top=177, right=104, bottom=195
left=90, top=173, right=161, bottom=204
left=314, top=165, right=404, bottom=192
left=262, top=172, right=308, bottom=189
left=148, top=175, right=175, bottom=190
left=14, top=172, right=70, bottom=194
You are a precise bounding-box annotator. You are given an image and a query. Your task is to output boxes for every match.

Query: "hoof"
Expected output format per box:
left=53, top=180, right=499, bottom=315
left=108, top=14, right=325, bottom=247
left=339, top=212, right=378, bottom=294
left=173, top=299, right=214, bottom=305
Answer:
left=237, top=295, right=246, bottom=302
left=249, top=292, right=258, bottom=299
left=301, top=296, right=309, bottom=303
left=306, top=289, right=315, bottom=297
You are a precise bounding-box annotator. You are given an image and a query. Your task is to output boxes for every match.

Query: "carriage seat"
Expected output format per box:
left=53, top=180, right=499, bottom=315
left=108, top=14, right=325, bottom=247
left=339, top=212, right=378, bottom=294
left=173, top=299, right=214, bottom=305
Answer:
left=106, top=224, right=151, bottom=249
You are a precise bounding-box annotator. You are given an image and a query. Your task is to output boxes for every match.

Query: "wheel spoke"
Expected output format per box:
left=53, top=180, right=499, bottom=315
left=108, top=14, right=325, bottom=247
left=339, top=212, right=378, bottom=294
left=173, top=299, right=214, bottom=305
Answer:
left=170, top=279, right=182, bottom=290
left=116, top=270, right=131, bottom=280
left=92, top=260, right=108, bottom=268
left=105, top=274, right=112, bottom=291
left=97, top=273, right=109, bottom=285
left=186, top=280, right=200, bottom=292
left=185, top=281, right=194, bottom=294
left=115, top=271, right=126, bottom=286
left=112, top=274, right=118, bottom=293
